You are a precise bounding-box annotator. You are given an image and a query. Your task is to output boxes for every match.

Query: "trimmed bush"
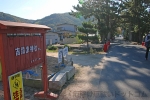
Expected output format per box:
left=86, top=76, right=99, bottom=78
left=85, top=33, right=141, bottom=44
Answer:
left=64, top=44, right=70, bottom=51
left=47, top=45, right=57, bottom=50
left=77, top=34, right=100, bottom=44
left=89, top=47, right=94, bottom=54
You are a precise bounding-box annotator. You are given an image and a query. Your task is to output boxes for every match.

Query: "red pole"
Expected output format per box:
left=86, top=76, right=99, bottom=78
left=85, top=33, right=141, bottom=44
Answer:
left=34, top=32, right=58, bottom=99
left=0, top=34, right=10, bottom=100
left=42, top=33, right=48, bottom=94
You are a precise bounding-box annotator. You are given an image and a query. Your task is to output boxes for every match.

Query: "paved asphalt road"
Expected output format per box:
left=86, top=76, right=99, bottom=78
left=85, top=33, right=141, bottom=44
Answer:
left=97, top=40, right=150, bottom=100
left=59, top=39, right=150, bottom=100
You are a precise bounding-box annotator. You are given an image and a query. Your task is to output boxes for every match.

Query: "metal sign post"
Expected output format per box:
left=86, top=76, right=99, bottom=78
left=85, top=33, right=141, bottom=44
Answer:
left=58, top=47, right=68, bottom=65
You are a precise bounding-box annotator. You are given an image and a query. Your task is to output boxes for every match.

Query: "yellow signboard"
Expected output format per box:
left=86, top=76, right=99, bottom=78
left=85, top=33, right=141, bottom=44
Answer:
left=8, top=71, right=24, bottom=100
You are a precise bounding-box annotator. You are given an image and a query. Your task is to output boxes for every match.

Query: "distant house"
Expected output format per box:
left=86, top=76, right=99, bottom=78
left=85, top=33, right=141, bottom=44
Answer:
left=46, top=23, right=78, bottom=45
left=46, top=31, right=60, bottom=46
left=55, top=23, right=77, bottom=36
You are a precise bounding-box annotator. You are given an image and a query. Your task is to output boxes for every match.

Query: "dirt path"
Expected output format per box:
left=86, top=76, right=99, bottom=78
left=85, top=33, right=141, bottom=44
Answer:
left=58, top=53, right=106, bottom=100
left=0, top=52, right=106, bottom=100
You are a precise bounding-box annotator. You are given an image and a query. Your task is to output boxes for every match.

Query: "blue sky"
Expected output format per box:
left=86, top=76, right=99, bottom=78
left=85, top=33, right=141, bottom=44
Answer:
left=0, top=0, right=79, bottom=20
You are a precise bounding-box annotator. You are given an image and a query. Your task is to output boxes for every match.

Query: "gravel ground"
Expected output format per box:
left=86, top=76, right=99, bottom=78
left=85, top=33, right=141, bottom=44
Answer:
left=58, top=53, right=106, bottom=100
left=0, top=52, right=106, bottom=100
left=0, top=52, right=67, bottom=100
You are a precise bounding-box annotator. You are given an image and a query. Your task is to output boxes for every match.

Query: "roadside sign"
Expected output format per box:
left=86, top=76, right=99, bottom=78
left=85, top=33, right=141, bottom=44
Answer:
left=8, top=71, right=24, bottom=100
left=63, top=47, right=68, bottom=57
left=58, top=49, right=63, bottom=63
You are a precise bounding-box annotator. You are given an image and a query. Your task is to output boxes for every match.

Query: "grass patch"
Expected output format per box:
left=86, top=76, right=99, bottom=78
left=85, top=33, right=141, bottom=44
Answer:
left=69, top=50, right=104, bottom=55
left=69, top=51, right=88, bottom=55
left=46, top=48, right=104, bottom=54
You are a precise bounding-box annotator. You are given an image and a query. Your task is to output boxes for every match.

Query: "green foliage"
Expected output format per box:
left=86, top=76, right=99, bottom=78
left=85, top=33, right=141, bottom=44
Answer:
left=77, top=34, right=87, bottom=40
left=0, top=12, right=34, bottom=23
left=78, top=22, right=97, bottom=34
left=75, top=35, right=83, bottom=44
left=34, top=13, right=86, bottom=28
left=71, top=0, right=150, bottom=42
left=77, top=33, right=100, bottom=43
left=47, top=45, right=57, bottom=50
left=64, top=44, right=69, bottom=47
left=64, top=44, right=70, bottom=51
left=89, top=36, right=100, bottom=43
left=77, top=21, right=97, bottom=47
left=82, top=22, right=94, bottom=29
left=119, top=0, right=150, bottom=42
left=89, top=47, right=97, bottom=54
left=89, top=47, right=94, bottom=54
left=71, top=0, right=120, bottom=42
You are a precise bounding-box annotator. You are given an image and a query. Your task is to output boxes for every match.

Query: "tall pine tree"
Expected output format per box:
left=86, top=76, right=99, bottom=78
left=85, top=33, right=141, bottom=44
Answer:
left=70, top=0, right=120, bottom=42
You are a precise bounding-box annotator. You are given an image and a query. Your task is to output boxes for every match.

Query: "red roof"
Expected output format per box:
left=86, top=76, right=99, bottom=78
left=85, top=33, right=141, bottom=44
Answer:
left=0, top=20, right=51, bottom=29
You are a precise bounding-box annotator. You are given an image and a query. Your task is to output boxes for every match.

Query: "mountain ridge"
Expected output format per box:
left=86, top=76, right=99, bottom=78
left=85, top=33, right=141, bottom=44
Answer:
left=0, top=12, right=85, bottom=28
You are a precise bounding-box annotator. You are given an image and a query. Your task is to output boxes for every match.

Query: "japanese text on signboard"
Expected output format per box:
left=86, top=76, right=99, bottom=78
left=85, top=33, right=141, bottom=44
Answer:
left=15, top=45, right=40, bottom=56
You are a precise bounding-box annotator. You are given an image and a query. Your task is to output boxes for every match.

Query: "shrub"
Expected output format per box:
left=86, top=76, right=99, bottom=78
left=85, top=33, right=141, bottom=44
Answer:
left=64, top=44, right=71, bottom=51
left=64, top=44, right=70, bottom=51
left=75, top=35, right=84, bottom=44
left=47, top=45, right=57, bottom=50
left=89, top=47, right=94, bottom=54
left=70, top=35, right=75, bottom=38
left=77, top=34, right=86, bottom=40
left=77, top=34, right=100, bottom=44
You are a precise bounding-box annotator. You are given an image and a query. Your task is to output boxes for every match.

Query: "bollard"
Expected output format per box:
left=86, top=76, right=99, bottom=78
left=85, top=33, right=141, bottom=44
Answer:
left=103, top=43, right=108, bottom=52
left=103, top=41, right=111, bottom=52
left=142, top=42, right=145, bottom=46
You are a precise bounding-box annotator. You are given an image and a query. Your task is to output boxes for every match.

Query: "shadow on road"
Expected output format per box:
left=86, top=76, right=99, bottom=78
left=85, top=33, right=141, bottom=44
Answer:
left=58, top=41, right=150, bottom=100
left=93, top=42, right=150, bottom=100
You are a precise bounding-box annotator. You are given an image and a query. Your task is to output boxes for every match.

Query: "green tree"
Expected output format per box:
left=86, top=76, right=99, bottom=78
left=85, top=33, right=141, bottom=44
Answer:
left=78, top=22, right=97, bottom=48
left=70, top=0, right=120, bottom=42
left=119, top=0, right=150, bottom=42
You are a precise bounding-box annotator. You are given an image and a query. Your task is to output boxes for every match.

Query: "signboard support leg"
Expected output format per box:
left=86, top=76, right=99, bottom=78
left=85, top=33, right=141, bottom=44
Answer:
left=0, top=34, right=10, bottom=100
left=34, top=33, right=58, bottom=99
